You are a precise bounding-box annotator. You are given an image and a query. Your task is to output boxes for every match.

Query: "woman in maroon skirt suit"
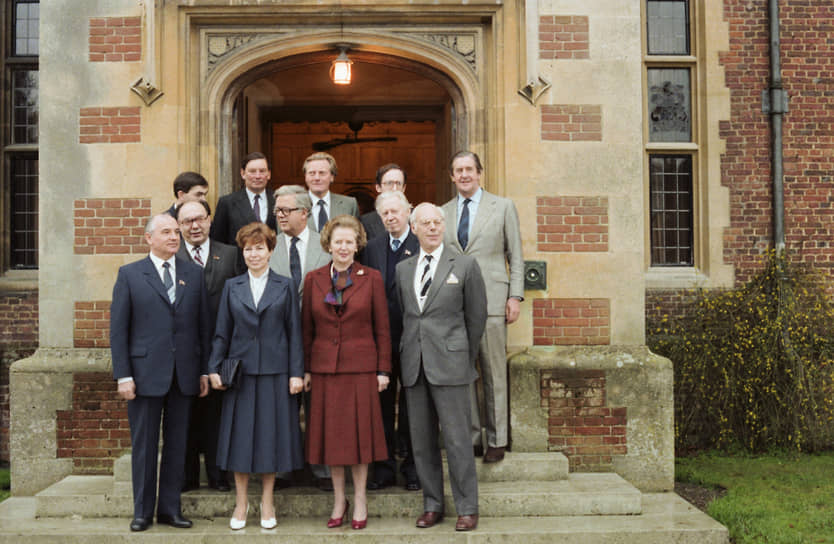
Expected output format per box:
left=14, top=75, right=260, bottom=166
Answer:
left=302, top=214, right=391, bottom=530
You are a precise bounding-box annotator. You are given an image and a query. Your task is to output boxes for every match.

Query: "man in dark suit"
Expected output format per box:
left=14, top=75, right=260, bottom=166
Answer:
left=210, top=152, right=277, bottom=244
left=360, top=163, right=407, bottom=242
left=267, top=184, right=332, bottom=490
left=361, top=190, right=420, bottom=491
left=110, top=213, right=211, bottom=532
left=442, top=151, right=524, bottom=463
left=303, top=152, right=359, bottom=232
left=176, top=199, right=244, bottom=492
left=166, top=171, right=209, bottom=218
left=396, top=203, right=487, bottom=532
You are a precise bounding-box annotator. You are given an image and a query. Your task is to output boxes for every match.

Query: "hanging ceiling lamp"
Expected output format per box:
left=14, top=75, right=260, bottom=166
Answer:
left=330, top=47, right=353, bottom=85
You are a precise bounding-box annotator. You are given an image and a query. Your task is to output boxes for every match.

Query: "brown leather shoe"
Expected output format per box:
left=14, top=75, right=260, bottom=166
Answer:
left=415, top=511, right=444, bottom=528
left=483, top=446, right=505, bottom=463
left=455, top=514, right=479, bottom=531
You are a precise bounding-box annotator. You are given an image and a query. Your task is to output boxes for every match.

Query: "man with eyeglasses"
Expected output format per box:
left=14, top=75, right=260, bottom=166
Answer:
left=176, top=199, right=244, bottom=493
left=360, top=163, right=407, bottom=242
left=268, top=184, right=333, bottom=490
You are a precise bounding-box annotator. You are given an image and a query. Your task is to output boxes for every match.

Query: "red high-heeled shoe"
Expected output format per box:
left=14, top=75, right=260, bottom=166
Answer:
left=327, top=500, right=349, bottom=528
left=351, top=517, right=367, bottom=530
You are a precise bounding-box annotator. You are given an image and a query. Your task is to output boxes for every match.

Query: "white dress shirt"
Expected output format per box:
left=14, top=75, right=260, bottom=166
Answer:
left=249, top=269, right=269, bottom=307
left=183, top=239, right=210, bottom=267
left=246, top=187, right=268, bottom=223
left=282, top=227, right=310, bottom=273
left=310, top=191, right=332, bottom=229
left=456, top=187, right=483, bottom=242
left=414, top=243, right=443, bottom=312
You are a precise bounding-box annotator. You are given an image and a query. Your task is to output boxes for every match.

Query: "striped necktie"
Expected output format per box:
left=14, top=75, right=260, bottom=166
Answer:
left=420, top=255, right=433, bottom=297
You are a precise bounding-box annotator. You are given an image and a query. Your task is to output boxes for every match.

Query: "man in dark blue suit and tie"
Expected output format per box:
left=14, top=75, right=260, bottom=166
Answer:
left=361, top=190, right=421, bottom=491
left=110, top=213, right=211, bottom=532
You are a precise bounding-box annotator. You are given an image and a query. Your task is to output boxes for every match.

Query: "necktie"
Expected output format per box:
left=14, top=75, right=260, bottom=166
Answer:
left=162, top=262, right=175, bottom=303
left=457, top=198, right=471, bottom=249
left=192, top=245, right=204, bottom=266
left=420, top=255, right=433, bottom=298
left=253, top=194, right=261, bottom=222
left=289, top=236, right=302, bottom=290
left=391, top=238, right=401, bottom=252
left=317, top=200, right=327, bottom=232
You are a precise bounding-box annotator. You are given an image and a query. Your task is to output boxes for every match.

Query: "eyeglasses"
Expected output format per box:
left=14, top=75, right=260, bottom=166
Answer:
left=179, top=215, right=208, bottom=226
left=275, top=207, right=301, bottom=216
left=380, top=180, right=404, bottom=189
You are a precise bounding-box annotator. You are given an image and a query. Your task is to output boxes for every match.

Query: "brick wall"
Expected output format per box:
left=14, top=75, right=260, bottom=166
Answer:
left=79, top=107, right=141, bottom=144
left=74, top=301, right=111, bottom=349
left=533, top=298, right=610, bottom=345
left=541, top=105, right=602, bottom=142
left=89, top=17, right=141, bottom=62
left=539, top=15, right=589, bottom=60
left=720, top=1, right=834, bottom=285
left=74, top=198, right=150, bottom=255
left=56, top=372, right=130, bottom=474
left=537, top=196, right=608, bottom=252
left=0, top=290, right=39, bottom=463
left=542, top=369, right=627, bottom=471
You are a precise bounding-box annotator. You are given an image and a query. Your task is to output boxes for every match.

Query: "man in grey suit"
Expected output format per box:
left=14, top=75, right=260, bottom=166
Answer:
left=176, top=199, right=244, bottom=492
left=268, top=184, right=332, bottom=490
left=442, top=151, right=524, bottom=464
left=396, top=203, right=487, bottom=532
left=303, top=152, right=359, bottom=232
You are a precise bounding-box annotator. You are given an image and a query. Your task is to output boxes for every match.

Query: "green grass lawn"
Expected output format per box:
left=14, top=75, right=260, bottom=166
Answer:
left=0, top=467, right=9, bottom=503
left=677, top=452, right=834, bottom=544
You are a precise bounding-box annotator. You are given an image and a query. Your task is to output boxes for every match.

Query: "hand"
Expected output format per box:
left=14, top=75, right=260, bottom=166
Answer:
left=304, top=373, right=312, bottom=392
left=209, top=373, right=226, bottom=391
left=506, top=297, right=521, bottom=324
left=377, top=375, right=390, bottom=392
left=117, top=380, right=136, bottom=401
left=199, top=376, right=209, bottom=397
left=289, top=377, right=303, bottom=395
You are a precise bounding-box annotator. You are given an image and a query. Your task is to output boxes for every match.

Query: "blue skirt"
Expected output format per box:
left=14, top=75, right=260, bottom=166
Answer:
left=216, top=373, right=304, bottom=474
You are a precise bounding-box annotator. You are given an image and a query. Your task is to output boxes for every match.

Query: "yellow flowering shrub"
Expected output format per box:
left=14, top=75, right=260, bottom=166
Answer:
left=648, top=251, right=834, bottom=452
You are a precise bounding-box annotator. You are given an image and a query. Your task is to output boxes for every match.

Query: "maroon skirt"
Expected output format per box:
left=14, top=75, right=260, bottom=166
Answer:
left=306, top=371, right=388, bottom=466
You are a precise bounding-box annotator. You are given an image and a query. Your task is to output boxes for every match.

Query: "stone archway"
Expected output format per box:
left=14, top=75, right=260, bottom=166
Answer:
left=186, top=24, right=493, bottom=199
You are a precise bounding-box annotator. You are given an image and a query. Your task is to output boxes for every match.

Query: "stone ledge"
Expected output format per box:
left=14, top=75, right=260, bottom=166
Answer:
left=509, top=346, right=674, bottom=492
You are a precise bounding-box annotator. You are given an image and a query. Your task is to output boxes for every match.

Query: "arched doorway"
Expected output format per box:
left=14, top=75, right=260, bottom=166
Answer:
left=196, top=31, right=485, bottom=206
left=223, top=51, right=465, bottom=211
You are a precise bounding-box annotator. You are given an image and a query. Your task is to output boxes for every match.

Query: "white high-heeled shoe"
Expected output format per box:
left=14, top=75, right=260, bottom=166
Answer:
left=230, top=503, right=249, bottom=530
left=260, top=502, right=277, bottom=529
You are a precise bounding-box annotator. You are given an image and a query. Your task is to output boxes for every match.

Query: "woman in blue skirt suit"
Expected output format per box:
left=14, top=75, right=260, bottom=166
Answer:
left=209, top=222, right=304, bottom=530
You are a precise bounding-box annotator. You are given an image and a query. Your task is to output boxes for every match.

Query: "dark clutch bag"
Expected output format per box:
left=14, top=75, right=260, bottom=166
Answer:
left=219, top=358, right=241, bottom=388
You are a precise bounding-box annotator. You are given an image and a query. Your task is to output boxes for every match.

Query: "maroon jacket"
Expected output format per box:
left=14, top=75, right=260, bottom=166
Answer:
left=302, top=263, right=392, bottom=375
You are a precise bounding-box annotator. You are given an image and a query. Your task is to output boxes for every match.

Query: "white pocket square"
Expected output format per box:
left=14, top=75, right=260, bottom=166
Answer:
left=446, top=273, right=460, bottom=284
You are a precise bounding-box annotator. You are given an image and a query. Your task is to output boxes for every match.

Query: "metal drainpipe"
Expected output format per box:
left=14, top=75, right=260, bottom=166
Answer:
left=767, top=0, right=786, bottom=254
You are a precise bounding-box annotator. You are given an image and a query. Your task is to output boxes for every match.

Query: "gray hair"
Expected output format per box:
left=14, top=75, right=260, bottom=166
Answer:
left=410, top=202, right=445, bottom=226
left=274, top=184, right=312, bottom=212
left=145, top=213, right=176, bottom=234
left=375, top=190, right=411, bottom=214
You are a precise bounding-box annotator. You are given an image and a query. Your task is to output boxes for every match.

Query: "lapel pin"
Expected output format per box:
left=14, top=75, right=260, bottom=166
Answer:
left=357, top=268, right=365, bottom=275
left=404, top=249, right=412, bottom=256
left=178, top=280, right=186, bottom=286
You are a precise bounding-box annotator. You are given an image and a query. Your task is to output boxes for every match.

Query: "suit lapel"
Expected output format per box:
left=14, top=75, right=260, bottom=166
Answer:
left=233, top=190, right=257, bottom=223
left=466, top=190, right=494, bottom=249
left=256, top=271, right=283, bottom=314
left=443, top=200, right=464, bottom=253
left=231, top=274, right=257, bottom=313
left=141, top=257, right=171, bottom=305
left=339, top=264, right=367, bottom=307
left=400, top=257, right=420, bottom=313
left=270, top=236, right=291, bottom=277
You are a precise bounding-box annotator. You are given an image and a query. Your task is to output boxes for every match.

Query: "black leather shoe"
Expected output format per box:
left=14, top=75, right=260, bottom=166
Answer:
left=130, top=518, right=152, bottom=532
left=473, top=445, right=484, bottom=457
left=208, top=479, right=231, bottom=492
left=317, top=477, right=334, bottom=491
left=157, top=513, right=193, bottom=528
left=405, top=476, right=421, bottom=491
left=367, top=478, right=394, bottom=490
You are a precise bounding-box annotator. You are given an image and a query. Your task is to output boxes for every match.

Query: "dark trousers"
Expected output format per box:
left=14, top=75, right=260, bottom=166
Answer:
left=127, top=376, right=192, bottom=519
left=373, top=352, right=416, bottom=483
left=184, top=388, right=225, bottom=485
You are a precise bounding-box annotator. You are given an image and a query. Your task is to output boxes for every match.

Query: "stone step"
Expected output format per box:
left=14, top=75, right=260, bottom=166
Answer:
left=112, top=451, right=569, bottom=483
left=36, top=473, right=640, bottom=519
left=1, top=494, right=730, bottom=543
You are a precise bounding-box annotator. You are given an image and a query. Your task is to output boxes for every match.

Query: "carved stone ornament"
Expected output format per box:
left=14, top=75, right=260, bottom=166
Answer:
left=412, top=33, right=477, bottom=72
left=207, top=33, right=286, bottom=74
left=518, top=76, right=551, bottom=105
left=130, top=77, right=164, bottom=106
